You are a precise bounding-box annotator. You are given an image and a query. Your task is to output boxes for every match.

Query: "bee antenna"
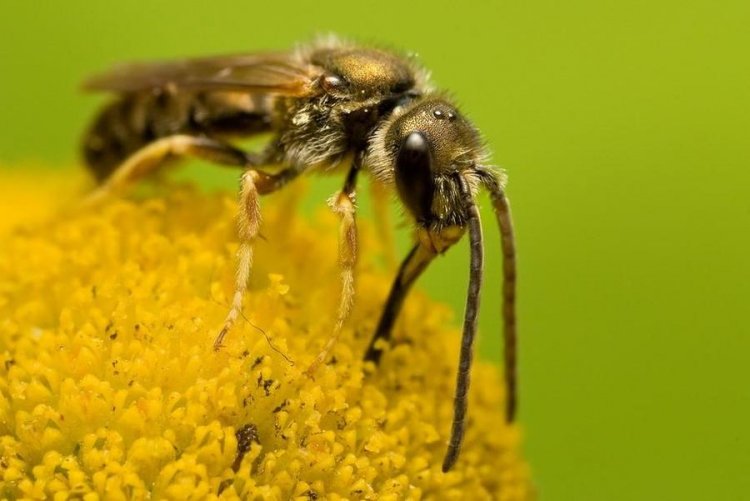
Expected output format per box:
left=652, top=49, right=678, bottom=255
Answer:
left=443, top=174, right=484, bottom=472
left=479, top=168, right=518, bottom=423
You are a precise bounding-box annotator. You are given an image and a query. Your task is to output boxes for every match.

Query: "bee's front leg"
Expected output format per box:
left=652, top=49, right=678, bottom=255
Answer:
left=363, top=242, right=436, bottom=363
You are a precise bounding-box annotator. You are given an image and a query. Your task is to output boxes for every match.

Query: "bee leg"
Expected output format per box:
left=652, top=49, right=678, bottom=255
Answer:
left=214, top=167, right=300, bottom=350
left=305, top=162, right=361, bottom=375
left=82, top=135, right=261, bottom=207
left=369, top=179, right=397, bottom=269
left=363, top=242, right=436, bottom=363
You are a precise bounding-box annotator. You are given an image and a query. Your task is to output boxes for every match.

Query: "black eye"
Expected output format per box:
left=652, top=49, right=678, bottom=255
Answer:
left=394, top=132, right=435, bottom=224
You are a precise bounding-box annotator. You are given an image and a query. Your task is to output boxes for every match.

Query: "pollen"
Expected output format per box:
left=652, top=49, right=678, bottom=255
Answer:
left=0, top=170, right=532, bottom=500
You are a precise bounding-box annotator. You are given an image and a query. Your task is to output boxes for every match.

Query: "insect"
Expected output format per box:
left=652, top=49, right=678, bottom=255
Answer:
left=81, top=36, right=518, bottom=472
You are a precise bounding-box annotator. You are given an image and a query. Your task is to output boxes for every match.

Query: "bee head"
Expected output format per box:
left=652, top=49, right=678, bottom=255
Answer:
left=368, top=97, right=488, bottom=235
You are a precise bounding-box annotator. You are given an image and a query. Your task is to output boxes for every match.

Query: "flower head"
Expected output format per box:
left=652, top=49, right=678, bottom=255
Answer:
left=0, top=172, right=531, bottom=499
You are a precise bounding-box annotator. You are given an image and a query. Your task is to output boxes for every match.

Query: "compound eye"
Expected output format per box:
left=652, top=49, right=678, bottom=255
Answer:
left=395, top=132, right=435, bottom=224
left=321, top=74, right=346, bottom=93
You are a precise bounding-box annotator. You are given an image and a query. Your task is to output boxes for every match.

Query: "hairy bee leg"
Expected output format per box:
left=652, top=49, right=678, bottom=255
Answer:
left=213, top=167, right=300, bottom=351
left=305, top=162, right=361, bottom=375
left=363, top=242, right=436, bottom=363
left=82, top=135, right=261, bottom=207
left=442, top=176, right=484, bottom=472
left=369, top=179, right=397, bottom=269
left=214, top=170, right=262, bottom=350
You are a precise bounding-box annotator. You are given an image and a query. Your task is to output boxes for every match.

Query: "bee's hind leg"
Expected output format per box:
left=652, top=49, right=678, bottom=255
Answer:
left=305, top=159, right=361, bottom=375
left=82, top=134, right=262, bottom=207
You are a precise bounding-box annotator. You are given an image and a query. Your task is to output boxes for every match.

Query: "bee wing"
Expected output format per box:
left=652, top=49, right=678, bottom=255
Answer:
left=83, top=52, right=322, bottom=96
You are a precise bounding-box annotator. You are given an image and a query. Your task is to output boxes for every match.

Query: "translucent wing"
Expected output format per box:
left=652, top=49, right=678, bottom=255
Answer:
left=83, top=51, right=322, bottom=97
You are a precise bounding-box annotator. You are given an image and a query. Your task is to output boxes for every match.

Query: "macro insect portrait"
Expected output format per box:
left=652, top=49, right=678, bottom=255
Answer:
left=80, top=36, right=518, bottom=472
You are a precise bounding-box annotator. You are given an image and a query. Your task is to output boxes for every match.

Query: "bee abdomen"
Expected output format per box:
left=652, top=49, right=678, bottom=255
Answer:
left=82, top=90, right=275, bottom=182
left=83, top=95, right=154, bottom=182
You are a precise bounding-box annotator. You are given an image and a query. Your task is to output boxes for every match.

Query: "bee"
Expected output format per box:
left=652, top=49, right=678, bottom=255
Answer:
left=81, top=36, right=518, bottom=472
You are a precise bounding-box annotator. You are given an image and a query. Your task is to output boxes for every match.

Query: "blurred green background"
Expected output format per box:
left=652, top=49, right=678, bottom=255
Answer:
left=1, top=1, right=748, bottom=499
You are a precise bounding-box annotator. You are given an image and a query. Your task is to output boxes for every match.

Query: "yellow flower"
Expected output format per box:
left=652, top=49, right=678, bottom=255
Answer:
left=0, top=170, right=532, bottom=500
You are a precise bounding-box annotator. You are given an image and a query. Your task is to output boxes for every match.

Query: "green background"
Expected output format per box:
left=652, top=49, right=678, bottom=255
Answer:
left=1, top=1, right=748, bottom=498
